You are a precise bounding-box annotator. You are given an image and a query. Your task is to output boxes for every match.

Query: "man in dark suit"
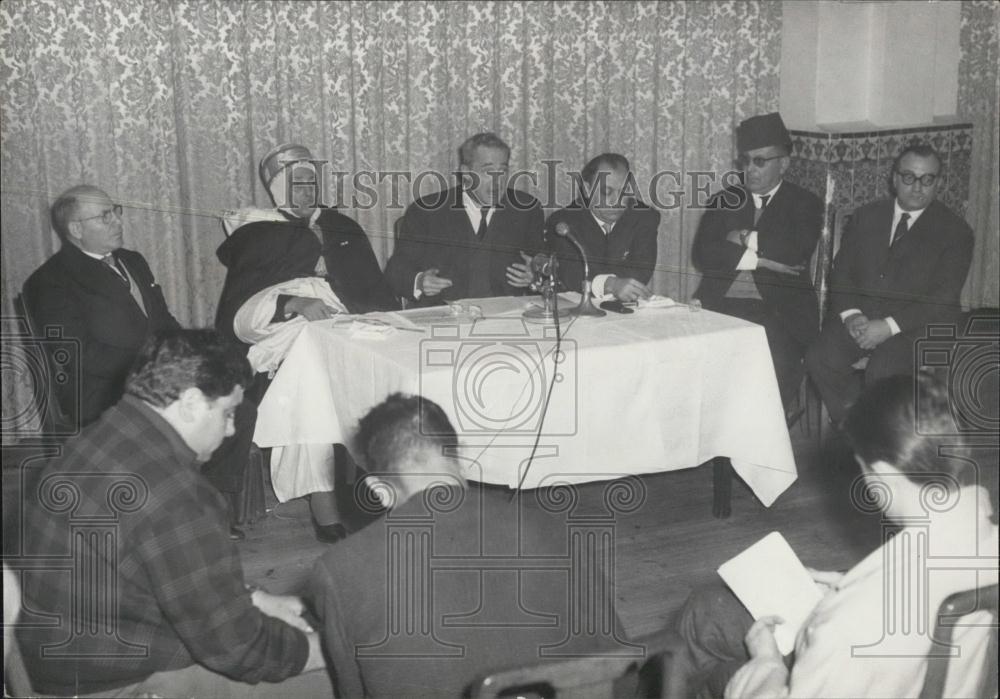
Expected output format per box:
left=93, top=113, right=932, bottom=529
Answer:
left=310, top=393, right=630, bottom=697
left=215, top=143, right=398, bottom=350
left=23, top=185, right=180, bottom=430
left=545, top=153, right=659, bottom=302
left=806, top=144, right=974, bottom=424
left=385, top=132, right=545, bottom=305
left=694, top=112, right=823, bottom=409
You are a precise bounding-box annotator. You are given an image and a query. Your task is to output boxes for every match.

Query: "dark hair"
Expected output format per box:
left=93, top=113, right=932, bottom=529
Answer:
left=126, top=329, right=252, bottom=408
left=356, top=393, right=457, bottom=474
left=892, top=143, right=942, bottom=174
left=458, top=132, right=511, bottom=168
left=50, top=185, right=106, bottom=241
left=844, top=373, right=977, bottom=490
left=581, top=153, right=631, bottom=186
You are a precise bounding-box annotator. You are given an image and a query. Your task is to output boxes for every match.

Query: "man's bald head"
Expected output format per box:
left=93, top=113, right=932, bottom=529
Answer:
left=50, top=185, right=109, bottom=241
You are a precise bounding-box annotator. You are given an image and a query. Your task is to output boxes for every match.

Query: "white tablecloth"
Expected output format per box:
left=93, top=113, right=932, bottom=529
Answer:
left=254, top=295, right=797, bottom=505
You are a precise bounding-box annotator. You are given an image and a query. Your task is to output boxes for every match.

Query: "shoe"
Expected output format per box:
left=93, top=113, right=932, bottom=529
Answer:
left=228, top=526, right=246, bottom=541
left=314, top=522, right=348, bottom=544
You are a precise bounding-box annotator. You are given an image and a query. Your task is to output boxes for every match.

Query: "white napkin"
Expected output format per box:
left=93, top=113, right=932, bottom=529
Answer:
left=636, top=294, right=677, bottom=309
left=348, top=318, right=397, bottom=340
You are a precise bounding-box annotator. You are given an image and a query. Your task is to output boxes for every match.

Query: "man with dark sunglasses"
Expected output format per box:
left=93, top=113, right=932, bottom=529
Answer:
left=806, top=144, right=974, bottom=425
left=694, top=112, right=823, bottom=413
left=23, top=184, right=179, bottom=429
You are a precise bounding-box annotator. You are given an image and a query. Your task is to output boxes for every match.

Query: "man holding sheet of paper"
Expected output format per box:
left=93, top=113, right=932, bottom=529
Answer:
left=677, top=373, right=998, bottom=698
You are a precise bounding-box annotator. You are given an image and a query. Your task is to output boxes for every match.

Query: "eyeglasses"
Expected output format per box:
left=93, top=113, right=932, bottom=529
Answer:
left=74, top=204, right=123, bottom=225
left=737, top=155, right=785, bottom=169
left=895, top=171, right=939, bottom=187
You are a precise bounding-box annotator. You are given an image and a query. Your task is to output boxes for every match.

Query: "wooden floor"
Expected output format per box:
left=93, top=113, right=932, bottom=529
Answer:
left=236, top=427, right=883, bottom=639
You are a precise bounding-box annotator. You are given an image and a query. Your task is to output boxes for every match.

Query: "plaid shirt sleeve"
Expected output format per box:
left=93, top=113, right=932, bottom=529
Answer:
left=135, top=481, right=308, bottom=683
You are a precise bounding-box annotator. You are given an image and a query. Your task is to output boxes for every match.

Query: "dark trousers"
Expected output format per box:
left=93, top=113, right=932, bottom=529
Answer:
left=713, top=298, right=809, bottom=409
left=200, top=374, right=270, bottom=522
left=677, top=581, right=758, bottom=698
left=805, top=319, right=920, bottom=424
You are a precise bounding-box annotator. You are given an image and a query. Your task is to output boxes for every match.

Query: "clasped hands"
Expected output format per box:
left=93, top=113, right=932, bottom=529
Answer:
left=844, top=312, right=892, bottom=351
left=284, top=296, right=340, bottom=321
left=725, top=229, right=804, bottom=276
left=250, top=589, right=314, bottom=633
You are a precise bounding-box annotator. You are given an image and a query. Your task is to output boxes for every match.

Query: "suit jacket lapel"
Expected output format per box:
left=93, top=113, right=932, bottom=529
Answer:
left=61, top=245, right=123, bottom=295
left=872, top=201, right=896, bottom=269
left=734, top=187, right=755, bottom=229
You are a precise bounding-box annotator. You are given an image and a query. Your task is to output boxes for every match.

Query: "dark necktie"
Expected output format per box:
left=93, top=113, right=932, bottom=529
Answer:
left=754, top=194, right=771, bottom=225
left=101, top=253, right=130, bottom=289
left=891, top=212, right=910, bottom=247
left=476, top=206, right=490, bottom=238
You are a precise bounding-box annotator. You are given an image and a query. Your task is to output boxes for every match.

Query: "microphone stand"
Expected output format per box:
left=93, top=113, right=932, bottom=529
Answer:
left=523, top=254, right=570, bottom=321
left=558, top=229, right=606, bottom=317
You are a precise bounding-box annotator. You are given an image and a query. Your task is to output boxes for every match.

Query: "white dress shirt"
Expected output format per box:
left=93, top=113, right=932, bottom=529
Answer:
left=734, top=180, right=782, bottom=271
left=590, top=211, right=617, bottom=298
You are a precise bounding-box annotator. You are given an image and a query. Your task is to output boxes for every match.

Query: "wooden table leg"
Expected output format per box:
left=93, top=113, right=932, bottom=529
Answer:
left=712, top=456, right=732, bottom=519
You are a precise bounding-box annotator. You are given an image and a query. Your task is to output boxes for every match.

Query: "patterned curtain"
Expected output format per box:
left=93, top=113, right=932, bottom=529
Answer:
left=1, top=0, right=781, bottom=326
left=958, top=0, right=999, bottom=309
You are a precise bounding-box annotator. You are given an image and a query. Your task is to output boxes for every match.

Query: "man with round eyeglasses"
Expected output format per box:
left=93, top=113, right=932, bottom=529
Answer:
left=806, top=144, right=974, bottom=425
left=23, top=184, right=180, bottom=430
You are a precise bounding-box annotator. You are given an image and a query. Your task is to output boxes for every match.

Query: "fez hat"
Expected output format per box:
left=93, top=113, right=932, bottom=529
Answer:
left=259, top=143, right=314, bottom=187
left=736, top=112, right=791, bottom=153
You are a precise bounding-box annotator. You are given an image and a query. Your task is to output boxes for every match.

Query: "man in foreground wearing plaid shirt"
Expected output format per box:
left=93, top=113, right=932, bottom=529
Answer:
left=16, top=329, right=330, bottom=698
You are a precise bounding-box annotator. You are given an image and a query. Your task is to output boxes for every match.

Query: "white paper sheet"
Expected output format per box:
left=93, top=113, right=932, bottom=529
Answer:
left=717, top=531, right=822, bottom=655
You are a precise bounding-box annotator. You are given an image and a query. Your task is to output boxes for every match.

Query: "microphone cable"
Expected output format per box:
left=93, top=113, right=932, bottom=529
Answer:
left=513, top=248, right=564, bottom=497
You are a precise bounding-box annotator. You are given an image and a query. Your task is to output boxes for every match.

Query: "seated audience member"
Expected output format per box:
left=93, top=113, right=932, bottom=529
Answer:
left=25, top=186, right=252, bottom=540
left=385, top=132, right=545, bottom=305
left=678, top=372, right=999, bottom=698
left=215, top=142, right=398, bottom=543
left=806, top=144, right=974, bottom=425
left=311, top=393, right=630, bottom=697
left=694, top=113, right=823, bottom=410
left=23, top=185, right=180, bottom=429
left=17, top=330, right=329, bottom=699
left=545, top=152, right=659, bottom=302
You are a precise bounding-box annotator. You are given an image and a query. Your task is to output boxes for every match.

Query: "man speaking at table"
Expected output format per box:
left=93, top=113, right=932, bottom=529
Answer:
left=694, top=112, right=823, bottom=411
left=385, top=132, right=545, bottom=305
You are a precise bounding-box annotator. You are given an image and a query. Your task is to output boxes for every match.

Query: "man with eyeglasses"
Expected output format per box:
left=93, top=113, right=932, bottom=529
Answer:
left=23, top=184, right=179, bottom=429
left=694, top=112, right=823, bottom=413
left=806, top=144, right=974, bottom=425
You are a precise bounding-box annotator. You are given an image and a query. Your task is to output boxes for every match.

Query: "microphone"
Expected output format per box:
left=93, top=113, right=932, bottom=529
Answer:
left=553, top=222, right=605, bottom=317
left=523, top=251, right=568, bottom=321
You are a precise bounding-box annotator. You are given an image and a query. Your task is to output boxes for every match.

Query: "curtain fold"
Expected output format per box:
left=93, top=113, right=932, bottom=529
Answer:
left=1, top=0, right=781, bottom=328
left=957, top=0, right=999, bottom=309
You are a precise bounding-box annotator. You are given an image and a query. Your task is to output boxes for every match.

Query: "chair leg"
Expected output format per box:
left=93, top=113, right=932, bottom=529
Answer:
left=712, top=457, right=732, bottom=519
